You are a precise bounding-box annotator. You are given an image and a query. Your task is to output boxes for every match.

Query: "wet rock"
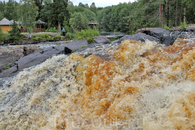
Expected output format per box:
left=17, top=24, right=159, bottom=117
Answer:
left=0, top=66, right=18, bottom=78
left=94, top=36, right=111, bottom=44
left=65, top=39, right=88, bottom=50
left=15, top=46, right=65, bottom=71
left=0, top=46, right=41, bottom=73
left=64, top=47, right=72, bottom=54
left=0, top=40, right=88, bottom=78
left=135, top=28, right=172, bottom=46
left=117, top=33, right=160, bottom=44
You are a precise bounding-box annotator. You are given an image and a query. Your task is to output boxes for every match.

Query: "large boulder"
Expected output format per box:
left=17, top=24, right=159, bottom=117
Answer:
left=113, top=33, right=160, bottom=44
left=135, top=28, right=172, bottom=46
left=94, top=36, right=111, bottom=44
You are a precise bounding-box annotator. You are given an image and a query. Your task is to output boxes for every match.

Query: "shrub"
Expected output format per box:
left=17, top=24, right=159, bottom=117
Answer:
left=180, top=22, right=187, bottom=29
left=74, top=29, right=99, bottom=43
left=46, top=27, right=58, bottom=32
left=163, top=25, right=170, bottom=30
left=33, top=37, right=38, bottom=41
left=32, top=34, right=53, bottom=41
left=65, top=32, right=75, bottom=40
left=32, top=34, right=52, bottom=38
left=52, top=35, right=61, bottom=41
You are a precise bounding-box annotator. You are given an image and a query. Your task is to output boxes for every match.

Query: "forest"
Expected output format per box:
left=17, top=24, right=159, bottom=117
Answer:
left=0, top=0, right=195, bottom=34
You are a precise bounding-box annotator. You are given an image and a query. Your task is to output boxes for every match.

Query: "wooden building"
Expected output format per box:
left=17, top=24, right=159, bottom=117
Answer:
left=0, top=18, right=11, bottom=32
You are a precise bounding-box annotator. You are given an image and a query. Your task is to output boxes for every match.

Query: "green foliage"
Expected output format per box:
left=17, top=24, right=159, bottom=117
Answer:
left=18, top=0, right=38, bottom=34
left=40, top=0, right=52, bottom=29
left=0, top=11, right=3, bottom=21
left=46, top=27, right=58, bottom=32
left=83, top=9, right=96, bottom=21
left=65, top=32, right=75, bottom=40
left=70, top=12, right=88, bottom=31
left=180, top=22, right=187, bottom=29
left=34, top=0, right=43, bottom=21
left=33, top=37, right=38, bottom=41
left=63, top=15, right=70, bottom=33
left=90, top=2, right=97, bottom=14
left=32, top=34, right=55, bottom=41
left=50, top=0, right=70, bottom=32
left=52, top=35, right=61, bottom=41
left=71, top=49, right=77, bottom=53
left=8, top=20, right=22, bottom=42
left=81, top=46, right=85, bottom=48
left=0, top=26, right=4, bottom=42
left=4, top=64, right=11, bottom=70
left=32, top=34, right=52, bottom=39
left=74, top=28, right=99, bottom=43
left=4, top=0, right=19, bottom=20
left=163, top=25, right=170, bottom=30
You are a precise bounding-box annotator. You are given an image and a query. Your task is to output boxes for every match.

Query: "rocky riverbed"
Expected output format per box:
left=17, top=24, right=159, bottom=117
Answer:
left=1, top=33, right=195, bottom=129
left=1, top=27, right=195, bottom=78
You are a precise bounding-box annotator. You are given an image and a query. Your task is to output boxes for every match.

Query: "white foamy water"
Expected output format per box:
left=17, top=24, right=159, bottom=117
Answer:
left=1, top=38, right=195, bottom=129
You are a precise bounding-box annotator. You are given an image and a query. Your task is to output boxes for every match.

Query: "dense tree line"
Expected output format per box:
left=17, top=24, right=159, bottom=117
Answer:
left=97, top=0, right=195, bottom=33
left=0, top=0, right=195, bottom=34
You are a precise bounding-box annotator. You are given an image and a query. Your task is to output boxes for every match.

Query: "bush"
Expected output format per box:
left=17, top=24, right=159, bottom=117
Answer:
left=74, top=29, right=100, bottom=43
left=52, top=35, right=61, bottom=41
left=163, top=25, right=170, bottom=30
left=65, top=32, right=75, bottom=40
left=33, top=37, right=38, bottom=41
left=180, top=22, right=187, bottom=29
left=32, top=34, right=52, bottom=39
left=46, top=27, right=58, bottom=32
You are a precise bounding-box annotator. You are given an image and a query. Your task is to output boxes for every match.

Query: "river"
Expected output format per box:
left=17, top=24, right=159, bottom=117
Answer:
left=1, top=38, right=195, bottom=129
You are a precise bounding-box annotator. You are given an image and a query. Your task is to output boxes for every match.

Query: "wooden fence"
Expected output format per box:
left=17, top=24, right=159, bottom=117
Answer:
left=20, top=28, right=45, bottom=33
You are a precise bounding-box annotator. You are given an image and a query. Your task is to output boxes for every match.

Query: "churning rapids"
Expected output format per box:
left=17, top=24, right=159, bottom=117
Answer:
left=1, top=38, right=195, bottom=129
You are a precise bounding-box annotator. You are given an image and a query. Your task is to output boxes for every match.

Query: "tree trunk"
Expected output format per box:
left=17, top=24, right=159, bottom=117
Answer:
left=180, top=0, right=183, bottom=24
left=166, top=0, right=169, bottom=26
left=175, top=0, right=178, bottom=26
left=162, top=0, right=166, bottom=25
left=159, top=4, right=162, bottom=27
left=58, top=21, right=61, bottom=32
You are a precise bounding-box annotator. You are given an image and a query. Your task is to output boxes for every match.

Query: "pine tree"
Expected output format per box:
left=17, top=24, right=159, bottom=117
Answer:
left=8, top=20, right=21, bottom=42
left=50, top=0, right=70, bottom=32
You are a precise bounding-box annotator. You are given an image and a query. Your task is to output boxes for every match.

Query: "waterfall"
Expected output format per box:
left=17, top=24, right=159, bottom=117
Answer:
left=1, top=38, right=195, bottom=129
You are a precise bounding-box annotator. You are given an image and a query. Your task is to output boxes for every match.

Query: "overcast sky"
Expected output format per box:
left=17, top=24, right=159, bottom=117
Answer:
left=3, top=0, right=137, bottom=7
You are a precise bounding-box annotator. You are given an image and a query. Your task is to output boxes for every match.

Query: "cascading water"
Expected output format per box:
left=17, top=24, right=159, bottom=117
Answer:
left=1, top=38, right=195, bottom=129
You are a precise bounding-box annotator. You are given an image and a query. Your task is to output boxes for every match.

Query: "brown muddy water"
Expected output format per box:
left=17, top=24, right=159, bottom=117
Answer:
left=1, top=38, right=195, bottom=129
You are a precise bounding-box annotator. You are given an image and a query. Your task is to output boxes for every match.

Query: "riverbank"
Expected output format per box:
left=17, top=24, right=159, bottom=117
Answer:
left=1, top=32, right=67, bottom=45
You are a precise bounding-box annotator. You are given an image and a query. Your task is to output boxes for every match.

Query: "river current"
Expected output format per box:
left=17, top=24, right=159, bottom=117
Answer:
left=1, top=38, right=195, bottom=129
